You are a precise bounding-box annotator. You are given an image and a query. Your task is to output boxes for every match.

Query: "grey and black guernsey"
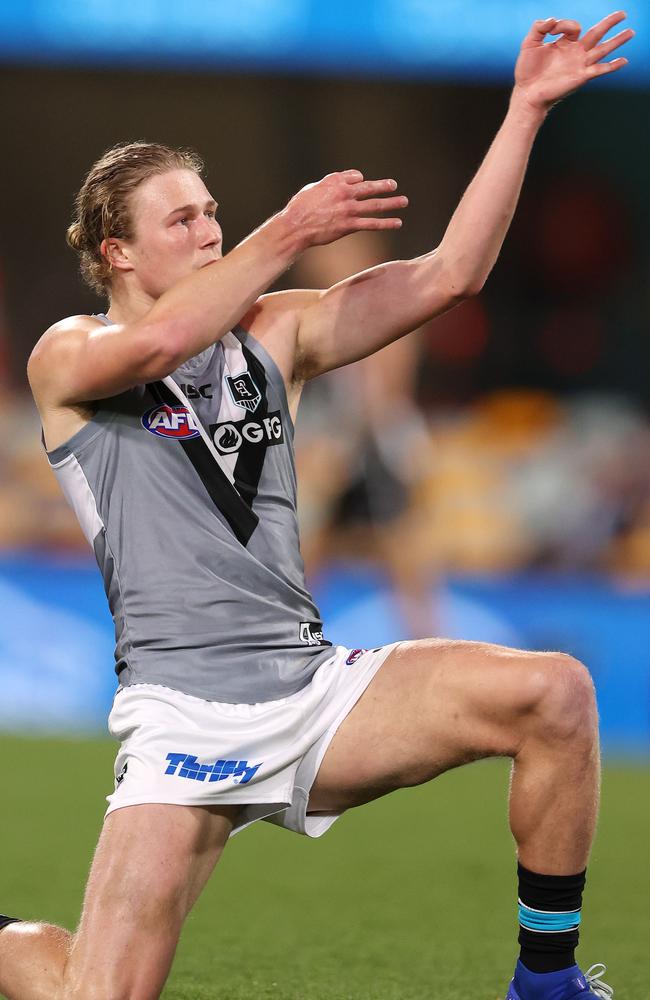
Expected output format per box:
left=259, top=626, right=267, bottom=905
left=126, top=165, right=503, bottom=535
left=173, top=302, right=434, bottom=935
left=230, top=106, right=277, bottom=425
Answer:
left=44, top=315, right=333, bottom=703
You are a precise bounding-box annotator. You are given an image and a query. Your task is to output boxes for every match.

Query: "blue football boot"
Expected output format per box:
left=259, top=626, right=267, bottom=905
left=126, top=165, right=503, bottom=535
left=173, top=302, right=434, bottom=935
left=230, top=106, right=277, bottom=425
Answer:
left=506, top=961, right=613, bottom=999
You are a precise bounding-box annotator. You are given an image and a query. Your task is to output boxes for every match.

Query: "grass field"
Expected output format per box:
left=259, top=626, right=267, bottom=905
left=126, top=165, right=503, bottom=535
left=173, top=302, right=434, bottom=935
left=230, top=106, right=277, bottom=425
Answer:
left=1, top=736, right=649, bottom=1000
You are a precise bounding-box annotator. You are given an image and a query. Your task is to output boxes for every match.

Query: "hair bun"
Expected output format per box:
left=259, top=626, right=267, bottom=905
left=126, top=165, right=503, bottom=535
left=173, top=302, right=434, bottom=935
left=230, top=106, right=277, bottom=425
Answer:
left=66, top=221, right=85, bottom=251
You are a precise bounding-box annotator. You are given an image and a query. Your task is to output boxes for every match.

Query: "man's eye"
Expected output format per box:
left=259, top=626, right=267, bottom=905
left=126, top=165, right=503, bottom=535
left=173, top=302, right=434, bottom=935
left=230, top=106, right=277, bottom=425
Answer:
left=205, top=210, right=216, bottom=219
left=177, top=217, right=189, bottom=226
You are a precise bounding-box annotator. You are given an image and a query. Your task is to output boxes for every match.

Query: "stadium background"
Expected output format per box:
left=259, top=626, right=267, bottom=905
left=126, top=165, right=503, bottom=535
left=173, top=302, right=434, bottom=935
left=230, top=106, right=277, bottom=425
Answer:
left=0, top=2, right=648, bottom=998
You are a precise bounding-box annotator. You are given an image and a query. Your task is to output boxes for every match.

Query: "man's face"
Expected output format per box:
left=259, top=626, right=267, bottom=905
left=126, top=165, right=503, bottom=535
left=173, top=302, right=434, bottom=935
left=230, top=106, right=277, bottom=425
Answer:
left=118, top=168, right=223, bottom=298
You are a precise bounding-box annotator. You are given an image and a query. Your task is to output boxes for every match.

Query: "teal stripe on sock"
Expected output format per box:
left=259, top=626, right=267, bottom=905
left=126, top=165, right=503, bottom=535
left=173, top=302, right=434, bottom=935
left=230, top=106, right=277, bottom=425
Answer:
left=518, top=902, right=581, bottom=933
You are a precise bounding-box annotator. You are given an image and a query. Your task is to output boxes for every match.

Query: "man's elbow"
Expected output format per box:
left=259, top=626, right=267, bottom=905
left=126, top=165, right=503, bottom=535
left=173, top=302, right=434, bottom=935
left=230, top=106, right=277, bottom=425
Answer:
left=436, top=257, right=486, bottom=302
left=410, top=254, right=484, bottom=316
left=448, top=257, right=489, bottom=298
left=443, top=276, right=484, bottom=304
left=456, top=275, right=486, bottom=299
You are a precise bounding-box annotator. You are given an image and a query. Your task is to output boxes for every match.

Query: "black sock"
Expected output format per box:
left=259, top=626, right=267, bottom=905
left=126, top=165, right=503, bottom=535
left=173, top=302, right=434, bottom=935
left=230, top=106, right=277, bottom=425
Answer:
left=0, top=915, right=20, bottom=932
left=517, top=863, right=586, bottom=974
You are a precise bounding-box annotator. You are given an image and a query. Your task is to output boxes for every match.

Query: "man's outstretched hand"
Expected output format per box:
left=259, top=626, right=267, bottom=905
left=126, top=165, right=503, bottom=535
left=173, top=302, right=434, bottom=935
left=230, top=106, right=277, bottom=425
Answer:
left=283, top=171, right=408, bottom=251
left=513, top=10, right=634, bottom=112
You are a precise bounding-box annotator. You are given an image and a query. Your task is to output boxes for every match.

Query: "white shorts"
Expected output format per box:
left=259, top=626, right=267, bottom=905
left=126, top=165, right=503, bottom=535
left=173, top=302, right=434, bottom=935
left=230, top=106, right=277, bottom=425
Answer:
left=105, top=643, right=397, bottom=838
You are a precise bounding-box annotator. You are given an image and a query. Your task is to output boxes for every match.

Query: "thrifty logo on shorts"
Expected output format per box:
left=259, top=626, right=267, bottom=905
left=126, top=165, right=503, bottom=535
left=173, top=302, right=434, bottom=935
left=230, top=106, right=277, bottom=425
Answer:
left=164, top=754, right=261, bottom=784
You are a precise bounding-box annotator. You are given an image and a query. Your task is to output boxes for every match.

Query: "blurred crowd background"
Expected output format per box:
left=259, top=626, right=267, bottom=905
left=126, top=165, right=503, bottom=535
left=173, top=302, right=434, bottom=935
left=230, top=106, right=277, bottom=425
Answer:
left=0, top=1, right=648, bottom=748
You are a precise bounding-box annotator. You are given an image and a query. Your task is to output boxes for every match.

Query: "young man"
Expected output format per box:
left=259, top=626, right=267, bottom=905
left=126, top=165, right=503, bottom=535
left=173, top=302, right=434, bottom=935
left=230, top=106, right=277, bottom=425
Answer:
left=2, top=13, right=631, bottom=1000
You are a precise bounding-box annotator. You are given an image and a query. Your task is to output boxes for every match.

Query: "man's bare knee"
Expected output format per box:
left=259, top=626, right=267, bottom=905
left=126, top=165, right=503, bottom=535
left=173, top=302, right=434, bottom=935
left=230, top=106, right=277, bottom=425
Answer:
left=523, top=652, right=598, bottom=747
left=445, top=646, right=597, bottom=762
left=62, top=983, right=139, bottom=1000
left=62, top=984, right=152, bottom=1000
left=62, top=942, right=173, bottom=1000
left=59, top=883, right=183, bottom=1000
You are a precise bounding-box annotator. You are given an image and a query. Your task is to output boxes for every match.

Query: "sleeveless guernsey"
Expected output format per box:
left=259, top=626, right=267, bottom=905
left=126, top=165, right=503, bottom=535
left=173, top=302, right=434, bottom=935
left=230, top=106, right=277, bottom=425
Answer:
left=44, top=317, right=333, bottom=703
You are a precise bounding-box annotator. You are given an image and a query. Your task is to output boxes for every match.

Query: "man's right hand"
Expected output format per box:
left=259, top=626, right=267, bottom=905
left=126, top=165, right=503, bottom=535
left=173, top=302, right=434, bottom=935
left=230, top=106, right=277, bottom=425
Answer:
left=282, top=170, right=408, bottom=250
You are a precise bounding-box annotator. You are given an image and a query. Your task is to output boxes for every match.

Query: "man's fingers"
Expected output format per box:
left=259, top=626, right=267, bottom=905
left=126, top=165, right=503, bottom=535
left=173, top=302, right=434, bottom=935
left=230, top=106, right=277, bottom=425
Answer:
left=582, top=10, right=627, bottom=50
left=350, top=178, right=399, bottom=198
left=342, top=169, right=365, bottom=183
left=521, top=17, right=558, bottom=48
left=588, top=55, right=628, bottom=76
left=551, top=18, right=581, bottom=41
left=354, top=196, right=409, bottom=216
left=586, top=27, right=634, bottom=64
left=353, top=216, right=403, bottom=231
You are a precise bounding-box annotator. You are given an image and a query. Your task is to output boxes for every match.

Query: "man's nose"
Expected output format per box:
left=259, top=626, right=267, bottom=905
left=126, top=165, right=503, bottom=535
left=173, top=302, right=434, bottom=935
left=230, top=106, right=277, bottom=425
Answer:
left=198, top=217, right=222, bottom=248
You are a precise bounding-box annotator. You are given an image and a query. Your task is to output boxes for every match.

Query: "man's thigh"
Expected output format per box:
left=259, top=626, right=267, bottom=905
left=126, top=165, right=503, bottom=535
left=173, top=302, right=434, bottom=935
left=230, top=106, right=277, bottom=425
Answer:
left=309, top=637, right=557, bottom=813
left=62, top=802, right=239, bottom=1000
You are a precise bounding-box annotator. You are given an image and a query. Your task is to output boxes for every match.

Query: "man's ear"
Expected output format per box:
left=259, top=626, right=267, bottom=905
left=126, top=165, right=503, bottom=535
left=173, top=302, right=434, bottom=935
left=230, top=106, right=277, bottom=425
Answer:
left=101, top=238, right=134, bottom=275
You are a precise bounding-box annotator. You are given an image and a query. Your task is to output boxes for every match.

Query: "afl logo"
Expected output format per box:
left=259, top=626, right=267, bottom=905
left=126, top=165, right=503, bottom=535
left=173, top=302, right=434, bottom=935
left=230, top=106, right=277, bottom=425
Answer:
left=141, top=404, right=200, bottom=440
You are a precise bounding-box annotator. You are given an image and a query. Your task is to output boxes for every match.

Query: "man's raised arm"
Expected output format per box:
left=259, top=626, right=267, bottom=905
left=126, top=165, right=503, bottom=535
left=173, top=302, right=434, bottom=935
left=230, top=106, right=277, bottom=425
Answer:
left=295, top=11, right=633, bottom=381
left=29, top=171, right=406, bottom=407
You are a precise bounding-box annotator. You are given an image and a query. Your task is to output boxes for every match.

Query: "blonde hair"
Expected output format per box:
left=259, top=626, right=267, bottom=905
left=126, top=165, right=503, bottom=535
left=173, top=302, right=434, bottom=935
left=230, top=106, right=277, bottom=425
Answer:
left=67, top=141, right=204, bottom=295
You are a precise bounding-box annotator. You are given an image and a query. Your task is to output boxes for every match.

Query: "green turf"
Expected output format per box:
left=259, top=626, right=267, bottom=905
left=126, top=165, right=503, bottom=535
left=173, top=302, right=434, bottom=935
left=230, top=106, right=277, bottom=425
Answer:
left=1, top=736, right=648, bottom=999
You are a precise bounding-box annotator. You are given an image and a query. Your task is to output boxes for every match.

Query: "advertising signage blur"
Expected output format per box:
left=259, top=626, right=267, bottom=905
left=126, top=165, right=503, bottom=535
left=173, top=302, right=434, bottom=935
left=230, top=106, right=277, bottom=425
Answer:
left=0, top=0, right=647, bottom=84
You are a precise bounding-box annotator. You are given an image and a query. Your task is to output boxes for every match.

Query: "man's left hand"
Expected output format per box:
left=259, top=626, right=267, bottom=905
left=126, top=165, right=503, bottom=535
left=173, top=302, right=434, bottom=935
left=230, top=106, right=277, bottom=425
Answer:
left=513, top=10, right=634, bottom=112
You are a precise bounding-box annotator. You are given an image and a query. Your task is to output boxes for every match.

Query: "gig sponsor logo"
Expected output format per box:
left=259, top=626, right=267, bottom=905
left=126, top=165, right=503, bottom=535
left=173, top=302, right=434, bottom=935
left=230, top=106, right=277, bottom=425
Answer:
left=210, top=411, right=284, bottom=455
left=141, top=404, right=200, bottom=439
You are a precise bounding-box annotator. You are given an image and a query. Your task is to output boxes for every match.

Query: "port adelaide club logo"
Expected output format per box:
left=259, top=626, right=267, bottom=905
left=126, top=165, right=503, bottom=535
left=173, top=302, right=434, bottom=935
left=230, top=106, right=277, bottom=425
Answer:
left=226, top=371, right=261, bottom=412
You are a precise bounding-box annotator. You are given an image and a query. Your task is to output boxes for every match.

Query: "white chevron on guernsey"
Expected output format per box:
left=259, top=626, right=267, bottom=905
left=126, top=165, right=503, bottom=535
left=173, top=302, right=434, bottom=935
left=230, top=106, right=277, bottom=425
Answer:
left=49, top=449, right=105, bottom=547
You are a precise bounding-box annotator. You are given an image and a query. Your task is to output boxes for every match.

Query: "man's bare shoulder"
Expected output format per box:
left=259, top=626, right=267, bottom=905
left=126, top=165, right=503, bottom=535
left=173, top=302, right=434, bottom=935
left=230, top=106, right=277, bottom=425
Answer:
left=29, top=315, right=104, bottom=381
left=28, top=316, right=106, bottom=450
left=29, top=313, right=106, bottom=410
